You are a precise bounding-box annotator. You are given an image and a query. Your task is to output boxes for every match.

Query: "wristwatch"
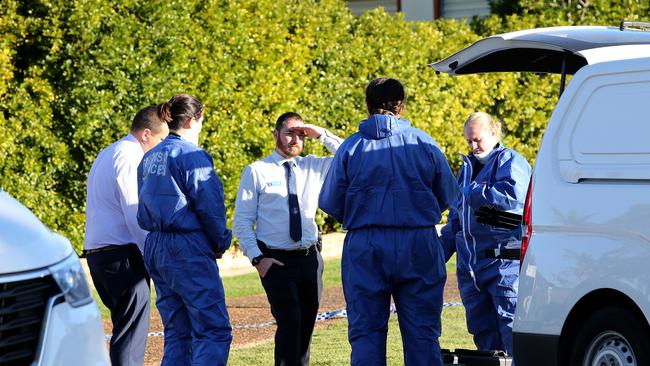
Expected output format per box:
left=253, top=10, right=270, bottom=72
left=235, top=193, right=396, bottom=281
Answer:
left=251, top=255, right=264, bottom=266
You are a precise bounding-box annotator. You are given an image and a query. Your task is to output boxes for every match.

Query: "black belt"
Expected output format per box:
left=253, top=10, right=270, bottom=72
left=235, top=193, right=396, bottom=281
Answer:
left=257, top=240, right=315, bottom=257
left=83, top=244, right=136, bottom=256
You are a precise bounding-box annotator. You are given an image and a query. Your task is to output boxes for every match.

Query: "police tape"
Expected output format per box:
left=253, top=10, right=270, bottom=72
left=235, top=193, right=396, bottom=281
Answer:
left=106, top=302, right=463, bottom=340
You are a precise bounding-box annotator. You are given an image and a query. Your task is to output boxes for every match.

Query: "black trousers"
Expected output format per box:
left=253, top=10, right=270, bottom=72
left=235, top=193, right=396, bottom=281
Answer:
left=260, top=246, right=323, bottom=366
left=87, top=244, right=151, bottom=366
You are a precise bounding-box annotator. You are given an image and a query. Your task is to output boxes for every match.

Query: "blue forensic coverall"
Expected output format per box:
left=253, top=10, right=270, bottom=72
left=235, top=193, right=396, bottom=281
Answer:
left=440, top=144, right=531, bottom=357
left=319, top=114, right=459, bottom=366
left=137, top=133, right=232, bottom=366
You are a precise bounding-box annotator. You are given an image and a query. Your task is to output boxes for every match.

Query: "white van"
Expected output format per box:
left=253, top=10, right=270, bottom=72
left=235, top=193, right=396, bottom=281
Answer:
left=0, top=190, right=109, bottom=365
left=432, top=24, right=650, bottom=366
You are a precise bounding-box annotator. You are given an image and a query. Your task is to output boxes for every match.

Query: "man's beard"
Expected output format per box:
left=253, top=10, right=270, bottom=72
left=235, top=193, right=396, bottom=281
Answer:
left=276, top=139, right=302, bottom=157
left=282, top=143, right=302, bottom=157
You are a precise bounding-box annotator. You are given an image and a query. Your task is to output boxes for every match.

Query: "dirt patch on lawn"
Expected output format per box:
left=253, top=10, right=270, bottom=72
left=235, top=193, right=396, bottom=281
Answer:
left=103, top=276, right=460, bottom=365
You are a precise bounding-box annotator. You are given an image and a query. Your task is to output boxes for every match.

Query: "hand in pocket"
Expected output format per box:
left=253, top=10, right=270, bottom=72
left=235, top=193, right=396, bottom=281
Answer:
left=255, top=257, right=285, bottom=278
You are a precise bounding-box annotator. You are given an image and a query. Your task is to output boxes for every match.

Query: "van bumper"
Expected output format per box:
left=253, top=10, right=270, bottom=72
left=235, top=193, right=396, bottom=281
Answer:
left=513, top=332, right=559, bottom=366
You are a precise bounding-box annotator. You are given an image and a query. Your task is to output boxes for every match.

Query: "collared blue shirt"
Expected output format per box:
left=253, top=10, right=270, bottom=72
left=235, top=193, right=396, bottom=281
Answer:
left=85, top=133, right=148, bottom=251
left=233, top=130, right=343, bottom=261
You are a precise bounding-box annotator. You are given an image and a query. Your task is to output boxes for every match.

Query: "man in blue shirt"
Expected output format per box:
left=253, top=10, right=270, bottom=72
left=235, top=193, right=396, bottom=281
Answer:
left=137, top=94, right=232, bottom=366
left=233, top=112, right=342, bottom=366
left=85, top=104, right=168, bottom=366
left=319, top=78, right=459, bottom=366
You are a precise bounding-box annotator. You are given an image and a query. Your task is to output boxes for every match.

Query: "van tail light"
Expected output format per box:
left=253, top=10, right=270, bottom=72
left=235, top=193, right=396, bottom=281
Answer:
left=520, top=177, right=533, bottom=262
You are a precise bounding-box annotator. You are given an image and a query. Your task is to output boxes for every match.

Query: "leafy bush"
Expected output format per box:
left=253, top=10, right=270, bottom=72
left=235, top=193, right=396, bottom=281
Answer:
left=489, top=0, right=650, bottom=26
left=2, top=0, right=648, bottom=251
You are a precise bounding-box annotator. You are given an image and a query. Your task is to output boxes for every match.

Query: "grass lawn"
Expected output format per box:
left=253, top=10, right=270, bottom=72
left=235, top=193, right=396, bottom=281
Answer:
left=229, top=306, right=473, bottom=365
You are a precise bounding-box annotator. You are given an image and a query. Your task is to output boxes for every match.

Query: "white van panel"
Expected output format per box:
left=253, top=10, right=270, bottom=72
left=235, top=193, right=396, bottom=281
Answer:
left=516, top=230, right=650, bottom=334
left=517, top=56, right=650, bottom=335
left=556, top=58, right=650, bottom=182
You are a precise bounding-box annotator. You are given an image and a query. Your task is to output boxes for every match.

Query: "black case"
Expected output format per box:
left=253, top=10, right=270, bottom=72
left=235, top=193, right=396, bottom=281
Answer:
left=442, top=349, right=513, bottom=366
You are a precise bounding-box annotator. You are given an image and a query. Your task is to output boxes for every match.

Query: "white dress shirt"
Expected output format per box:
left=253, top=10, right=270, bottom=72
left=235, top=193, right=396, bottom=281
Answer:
left=233, top=130, right=343, bottom=261
left=84, top=133, right=148, bottom=251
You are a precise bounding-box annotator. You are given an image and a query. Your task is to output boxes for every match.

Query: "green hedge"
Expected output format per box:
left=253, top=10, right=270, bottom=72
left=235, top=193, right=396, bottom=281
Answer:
left=2, top=0, right=648, bottom=251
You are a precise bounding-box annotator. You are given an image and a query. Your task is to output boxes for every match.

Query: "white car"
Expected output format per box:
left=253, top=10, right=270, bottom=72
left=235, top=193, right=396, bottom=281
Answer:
left=432, top=23, right=650, bottom=366
left=0, top=190, right=109, bottom=365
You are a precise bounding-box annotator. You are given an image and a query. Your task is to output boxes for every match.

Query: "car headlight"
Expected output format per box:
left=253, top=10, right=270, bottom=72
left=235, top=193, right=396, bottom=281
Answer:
left=49, top=253, right=93, bottom=307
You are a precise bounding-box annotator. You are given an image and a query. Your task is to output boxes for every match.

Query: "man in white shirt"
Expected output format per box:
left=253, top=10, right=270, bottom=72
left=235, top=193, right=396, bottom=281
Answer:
left=233, top=112, right=343, bottom=366
left=84, top=105, right=168, bottom=366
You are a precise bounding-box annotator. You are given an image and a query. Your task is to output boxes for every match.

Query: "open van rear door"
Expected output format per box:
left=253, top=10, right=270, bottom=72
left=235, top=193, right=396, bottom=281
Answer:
left=430, top=25, right=650, bottom=94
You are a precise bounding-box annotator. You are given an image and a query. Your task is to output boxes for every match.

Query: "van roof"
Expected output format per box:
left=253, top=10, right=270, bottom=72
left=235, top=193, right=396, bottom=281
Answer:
left=431, top=26, right=650, bottom=76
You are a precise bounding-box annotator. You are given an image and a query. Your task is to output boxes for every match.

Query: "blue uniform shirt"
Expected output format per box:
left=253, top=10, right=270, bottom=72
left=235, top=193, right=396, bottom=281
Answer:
left=137, top=134, right=231, bottom=255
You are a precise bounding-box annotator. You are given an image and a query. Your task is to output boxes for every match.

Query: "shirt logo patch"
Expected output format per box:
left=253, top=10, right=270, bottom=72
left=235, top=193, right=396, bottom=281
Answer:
left=141, top=151, right=168, bottom=177
left=266, top=181, right=282, bottom=187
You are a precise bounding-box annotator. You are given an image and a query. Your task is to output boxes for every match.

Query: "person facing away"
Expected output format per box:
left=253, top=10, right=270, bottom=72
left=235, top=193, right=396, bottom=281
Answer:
left=136, top=93, right=232, bottom=366
left=440, top=112, right=531, bottom=359
left=84, top=104, right=169, bottom=366
left=318, top=77, right=459, bottom=366
left=233, top=112, right=343, bottom=366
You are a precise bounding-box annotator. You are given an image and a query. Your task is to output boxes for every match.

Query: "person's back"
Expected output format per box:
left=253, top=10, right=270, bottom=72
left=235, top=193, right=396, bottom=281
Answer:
left=136, top=94, right=232, bottom=366
left=84, top=105, right=169, bottom=366
left=330, top=113, right=452, bottom=230
left=138, top=134, right=226, bottom=239
left=85, top=136, right=146, bottom=248
left=319, top=77, right=458, bottom=366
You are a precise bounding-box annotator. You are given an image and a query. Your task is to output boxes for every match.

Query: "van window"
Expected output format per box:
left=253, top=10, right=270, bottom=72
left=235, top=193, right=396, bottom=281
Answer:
left=558, top=70, right=650, bottom=182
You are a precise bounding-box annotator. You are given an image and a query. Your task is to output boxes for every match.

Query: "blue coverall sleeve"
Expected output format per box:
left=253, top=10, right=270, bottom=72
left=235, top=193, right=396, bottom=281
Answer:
left=466, top=151, right=531, bottom=211
left=431, top=146, right=460, bottom=213
left=432, top=145, right=460, bottom=262
left=440, top=207, right=460, bottom=262
left=183, top=151, right=232, bottom=254
left=318, top=147, right=349, bottom=224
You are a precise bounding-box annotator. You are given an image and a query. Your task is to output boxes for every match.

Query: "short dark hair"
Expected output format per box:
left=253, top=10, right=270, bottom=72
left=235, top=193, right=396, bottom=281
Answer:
left=158, top=93, right=203, bottom=131
left=130, top=104, right=167, bottom=135
left=365, top=77, right=405, bottom=116
left=274, top=112, right=303, bottom=131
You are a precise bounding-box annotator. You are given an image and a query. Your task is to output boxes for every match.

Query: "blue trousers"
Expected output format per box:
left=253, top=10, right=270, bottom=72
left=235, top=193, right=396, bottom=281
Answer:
left=457, top=258, right=518, bottom=357
left=144, top=232, right=232, bottom=366
left=342, top=227, right=446, bottom=366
